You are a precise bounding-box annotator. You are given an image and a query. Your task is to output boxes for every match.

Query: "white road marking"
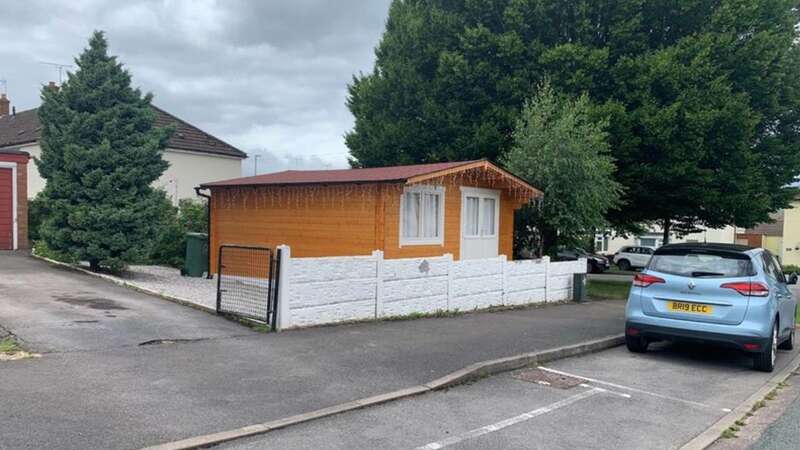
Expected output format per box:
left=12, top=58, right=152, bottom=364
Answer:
left=579, top=383, right=632, bottom=398
left=414, top=388, right=602, bottom=450
left=538, top=366, right=727, bottom=412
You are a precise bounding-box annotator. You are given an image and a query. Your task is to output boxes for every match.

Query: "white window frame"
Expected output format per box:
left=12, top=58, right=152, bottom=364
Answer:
left=595, top=234, right=609, bottom=252
left=0, top=162, right=18, bottom=250
left=460, top=186, right=500, bottom=239
left=399, top=185, right=445, bottom=246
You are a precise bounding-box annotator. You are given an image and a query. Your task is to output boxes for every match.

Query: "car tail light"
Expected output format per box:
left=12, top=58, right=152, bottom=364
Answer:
left=743, top=343, right=761, bottom=351
left=720, top=282, right=769, bottom=297
left=633, top=273, right=665, bottom=287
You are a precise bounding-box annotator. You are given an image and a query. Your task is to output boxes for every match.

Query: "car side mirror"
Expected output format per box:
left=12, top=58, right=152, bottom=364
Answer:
left=788, top=273, right=798, bottom=285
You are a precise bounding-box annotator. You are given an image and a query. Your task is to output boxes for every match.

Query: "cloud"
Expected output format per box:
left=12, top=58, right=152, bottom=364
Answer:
left=0, top=0, right=391, bottom=171
left=242, top=149, right=337, bottom=177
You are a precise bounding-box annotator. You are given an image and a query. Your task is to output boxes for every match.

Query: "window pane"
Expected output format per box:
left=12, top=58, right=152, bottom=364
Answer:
left=465, top=197, right=479, bottom=235
left=402, top=193, right=421, bottom=238
left=594, top=235, right=608, bottom=252
left=422, top=193, right=440, bottom=238
left=649, top=249, right=754, bottom=278
left=639, top=238, right=656, bottom=248
left=480, top=198, right=495, bottom=236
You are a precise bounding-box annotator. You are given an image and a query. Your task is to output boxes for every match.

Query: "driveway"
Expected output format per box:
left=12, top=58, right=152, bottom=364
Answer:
left=0, top=252, right=248, bottom=352
left=0, top=252, right=625, bottom=450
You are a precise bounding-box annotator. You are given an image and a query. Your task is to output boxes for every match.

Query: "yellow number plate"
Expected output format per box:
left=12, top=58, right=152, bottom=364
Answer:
left=668, top=301, right=713, bottom=315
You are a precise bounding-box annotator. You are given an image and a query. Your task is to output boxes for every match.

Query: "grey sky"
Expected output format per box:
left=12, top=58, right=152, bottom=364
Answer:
left=0, top=0, right=392, bottom=173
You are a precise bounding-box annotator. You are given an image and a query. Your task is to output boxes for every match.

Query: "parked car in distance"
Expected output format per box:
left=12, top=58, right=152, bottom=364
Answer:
left=625, top=243, right=798, bottom=372
left=613, top=246, right=654, bottom=271
left=555, top=247, right=610, bottom=273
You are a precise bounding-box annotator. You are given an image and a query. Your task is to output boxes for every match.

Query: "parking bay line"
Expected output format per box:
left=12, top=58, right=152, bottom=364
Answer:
left=538, top=366, right=728, bottom=412
left=414, top=387, right=603, bottom=450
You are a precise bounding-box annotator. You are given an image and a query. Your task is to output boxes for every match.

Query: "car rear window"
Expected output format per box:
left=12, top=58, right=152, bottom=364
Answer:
left=648, top=248, right=754, bottom=278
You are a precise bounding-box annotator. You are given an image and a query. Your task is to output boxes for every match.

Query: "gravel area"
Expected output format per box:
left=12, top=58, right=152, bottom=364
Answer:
left=114, top=265, right=217, bottom=310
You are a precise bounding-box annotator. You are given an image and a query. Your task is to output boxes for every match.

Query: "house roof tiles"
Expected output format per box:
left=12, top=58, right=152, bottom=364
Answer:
left=0, top=105, right=246, bottom=159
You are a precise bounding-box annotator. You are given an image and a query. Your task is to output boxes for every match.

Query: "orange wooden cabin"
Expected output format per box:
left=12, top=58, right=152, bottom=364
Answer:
left=200, top=160, right=541, bottom=273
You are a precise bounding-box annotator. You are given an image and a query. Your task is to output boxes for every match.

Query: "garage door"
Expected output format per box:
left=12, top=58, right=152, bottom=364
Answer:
left=0, top=168, right=12, bottom=250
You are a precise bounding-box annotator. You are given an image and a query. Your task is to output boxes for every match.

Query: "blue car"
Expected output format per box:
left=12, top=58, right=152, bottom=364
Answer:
left=625, top=243, right=797, bottom=372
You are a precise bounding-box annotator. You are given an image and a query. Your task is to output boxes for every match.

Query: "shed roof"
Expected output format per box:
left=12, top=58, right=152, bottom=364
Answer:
left=203, top=160, right=473, bottom=186
left=202, top=159, right=542, bottom=201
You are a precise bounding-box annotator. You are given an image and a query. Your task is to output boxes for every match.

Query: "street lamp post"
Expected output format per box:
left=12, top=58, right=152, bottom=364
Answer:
left=254, top=154, right=261, bottom=176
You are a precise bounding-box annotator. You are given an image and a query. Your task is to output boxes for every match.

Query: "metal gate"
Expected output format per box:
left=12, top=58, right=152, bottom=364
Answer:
left=216, top=245, right=281, bottom=328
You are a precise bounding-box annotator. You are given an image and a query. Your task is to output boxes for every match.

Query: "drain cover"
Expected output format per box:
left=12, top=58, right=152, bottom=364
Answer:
left=512, top=368, right=584, bottom=389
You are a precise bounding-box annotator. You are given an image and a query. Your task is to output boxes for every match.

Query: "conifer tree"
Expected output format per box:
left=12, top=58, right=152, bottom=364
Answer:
left=37, top=31, right=173, bottom=272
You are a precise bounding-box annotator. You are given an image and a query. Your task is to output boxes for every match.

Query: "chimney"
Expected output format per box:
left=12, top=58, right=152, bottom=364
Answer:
left=0, top=94, right=8, bottom=117
left=47, top=81, right=59, bottom=93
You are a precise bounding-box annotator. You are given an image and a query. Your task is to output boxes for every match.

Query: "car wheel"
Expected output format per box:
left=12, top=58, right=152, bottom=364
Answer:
left=779, top=311, right=795, bottom=350
left=626, top=334, right=649, bottom=353
left=754, top=322, right=778, bottom=372
left=617, top=259, right=631, bottom=271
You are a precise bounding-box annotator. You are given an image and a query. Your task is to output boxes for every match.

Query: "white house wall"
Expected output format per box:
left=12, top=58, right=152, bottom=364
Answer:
left=18, top=144, right=44, bottom=197
left=601, top=225, right=737, bottom=254
left=156, top=149, right=242, bottom=204
left=21, top=144, right=242, bottom=202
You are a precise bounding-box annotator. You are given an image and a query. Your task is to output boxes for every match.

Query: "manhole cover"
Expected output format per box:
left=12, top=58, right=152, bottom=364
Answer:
left=512, top=368, right=584, bottom=389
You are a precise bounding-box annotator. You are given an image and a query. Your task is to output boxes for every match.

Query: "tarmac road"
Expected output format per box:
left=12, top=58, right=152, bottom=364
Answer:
left=223, top=342, right=800, bottom=450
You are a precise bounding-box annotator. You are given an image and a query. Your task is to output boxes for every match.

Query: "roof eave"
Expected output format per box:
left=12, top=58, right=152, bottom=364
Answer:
left=405, top=159, right=542, bottom=199
left=166, top=144, right=247, bottom=159
left=0, top=138, right=38, bottom=149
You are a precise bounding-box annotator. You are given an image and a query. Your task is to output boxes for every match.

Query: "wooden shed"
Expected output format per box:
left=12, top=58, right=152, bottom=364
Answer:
left=200, top=160, right=541, bottom=273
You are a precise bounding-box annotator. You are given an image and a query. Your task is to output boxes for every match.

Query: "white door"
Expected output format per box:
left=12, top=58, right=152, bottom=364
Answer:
left=460, top=187, right=500, bottom=260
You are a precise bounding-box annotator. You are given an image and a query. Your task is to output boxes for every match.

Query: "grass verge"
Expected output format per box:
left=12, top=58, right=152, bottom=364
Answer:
left=0, top=337, right=22, bottom=353
left=0, top=336, right=39, bottom=361
left=720, top=383, right=792, bottom=440
left=588, top=280, right=631, bottom=300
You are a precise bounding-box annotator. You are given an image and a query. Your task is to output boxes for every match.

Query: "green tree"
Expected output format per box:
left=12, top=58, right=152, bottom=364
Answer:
left=37, top=31, right=173, bottom=272
left=503, top=82, right=621, bottom=255
left=347, top=0, right=800, bottom=238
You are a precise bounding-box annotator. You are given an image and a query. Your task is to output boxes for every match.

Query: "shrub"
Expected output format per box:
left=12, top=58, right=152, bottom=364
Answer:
left=27, top=194, right=49, bottom=242
left=783, top=265, right=800, bottom=274
left=149, top=199, right=208, bottom=268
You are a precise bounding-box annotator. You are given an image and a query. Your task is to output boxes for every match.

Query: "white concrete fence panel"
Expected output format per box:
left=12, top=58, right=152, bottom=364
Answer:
left=275, top=245, right=586, bottom=329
